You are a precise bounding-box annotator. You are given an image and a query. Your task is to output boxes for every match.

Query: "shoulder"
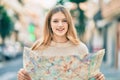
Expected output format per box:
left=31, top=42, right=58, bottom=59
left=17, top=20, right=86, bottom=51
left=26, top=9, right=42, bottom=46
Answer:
left=31, top=39, right=42, bottom=50
left=76, top=42, right=89, bottom=56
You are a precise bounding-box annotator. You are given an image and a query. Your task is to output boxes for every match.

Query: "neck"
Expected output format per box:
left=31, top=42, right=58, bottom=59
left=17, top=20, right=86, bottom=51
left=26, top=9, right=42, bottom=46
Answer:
left=52, top=35, right=68, bottom=43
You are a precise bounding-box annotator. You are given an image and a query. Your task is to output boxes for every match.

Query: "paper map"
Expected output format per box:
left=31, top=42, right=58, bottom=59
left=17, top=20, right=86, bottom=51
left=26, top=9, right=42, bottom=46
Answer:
left=23, top=47, right=105, bottom=80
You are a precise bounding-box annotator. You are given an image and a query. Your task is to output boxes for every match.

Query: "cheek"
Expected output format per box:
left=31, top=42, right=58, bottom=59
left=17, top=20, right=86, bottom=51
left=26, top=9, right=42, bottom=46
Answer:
left=50, top=23, right=55, bottom=30
left=65, top=24, right=68, bottom=31
left=50, top=25, right=56, bottom=32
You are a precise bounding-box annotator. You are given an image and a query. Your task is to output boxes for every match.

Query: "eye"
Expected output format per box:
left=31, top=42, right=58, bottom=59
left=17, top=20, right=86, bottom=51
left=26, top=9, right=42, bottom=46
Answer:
left=62, top=20, right=67, bottom=22
left=53, top=20, right=58, bottom=23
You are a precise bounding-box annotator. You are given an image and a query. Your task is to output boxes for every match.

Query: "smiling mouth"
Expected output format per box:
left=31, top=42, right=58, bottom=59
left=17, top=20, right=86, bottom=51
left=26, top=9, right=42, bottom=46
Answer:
left=56, top=28, right=64, bottom=31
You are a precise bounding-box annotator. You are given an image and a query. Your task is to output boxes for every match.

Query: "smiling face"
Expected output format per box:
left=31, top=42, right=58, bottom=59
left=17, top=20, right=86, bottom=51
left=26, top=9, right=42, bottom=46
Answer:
left=50, top=12, right=68, bottom=38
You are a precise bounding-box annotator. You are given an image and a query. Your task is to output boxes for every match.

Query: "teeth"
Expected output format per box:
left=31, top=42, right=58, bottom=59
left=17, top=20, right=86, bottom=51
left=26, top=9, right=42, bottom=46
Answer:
left=58, top=30, right=63, bottom=31
left=57, top=29, right=64, bottom=31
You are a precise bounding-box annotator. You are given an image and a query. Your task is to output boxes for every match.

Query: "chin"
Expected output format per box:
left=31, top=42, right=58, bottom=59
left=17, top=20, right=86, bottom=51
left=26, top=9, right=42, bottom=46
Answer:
left=56, top=34, right=66, bottom=37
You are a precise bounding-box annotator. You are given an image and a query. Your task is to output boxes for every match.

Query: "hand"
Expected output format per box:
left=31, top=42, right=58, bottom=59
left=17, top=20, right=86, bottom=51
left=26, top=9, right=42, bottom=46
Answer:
left=17, top=68, right=31, bottom=80
left=94, top=72, right=105, bottom=80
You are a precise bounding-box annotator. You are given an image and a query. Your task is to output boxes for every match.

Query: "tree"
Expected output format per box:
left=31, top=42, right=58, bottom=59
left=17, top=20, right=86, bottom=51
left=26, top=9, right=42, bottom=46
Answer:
left=0, top=6, right=14, bottom=46
left=70, top=0, right=86, bottom=40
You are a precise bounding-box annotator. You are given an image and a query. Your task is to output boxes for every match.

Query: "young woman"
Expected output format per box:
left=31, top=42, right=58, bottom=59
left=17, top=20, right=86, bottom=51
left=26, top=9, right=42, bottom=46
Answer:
left=18, top=5, right=105, bottom=80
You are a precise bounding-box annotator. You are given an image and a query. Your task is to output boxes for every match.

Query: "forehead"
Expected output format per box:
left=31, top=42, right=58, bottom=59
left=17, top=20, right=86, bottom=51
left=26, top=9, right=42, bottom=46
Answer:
left=51, top=12, right=66, bottom=20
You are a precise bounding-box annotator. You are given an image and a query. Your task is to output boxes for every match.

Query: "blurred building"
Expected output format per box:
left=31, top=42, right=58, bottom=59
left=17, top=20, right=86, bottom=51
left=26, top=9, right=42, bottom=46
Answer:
left=101, top=0, right=120, bottom=69
left=80, top=0, right=120, bottom=69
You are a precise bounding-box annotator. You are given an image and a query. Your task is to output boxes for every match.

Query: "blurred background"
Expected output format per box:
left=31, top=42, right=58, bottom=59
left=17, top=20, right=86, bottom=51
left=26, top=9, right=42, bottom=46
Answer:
left=0, top=0, right=120, bottom=80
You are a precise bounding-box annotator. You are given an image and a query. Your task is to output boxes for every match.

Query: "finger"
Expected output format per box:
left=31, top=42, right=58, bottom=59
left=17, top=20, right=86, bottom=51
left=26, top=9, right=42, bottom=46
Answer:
left=97, top=74, right=105, bottom=80
left=18, top=72, right=31, bottom=80
left=19, top=69, right=30, bottom=77
left=94, top=73, right=101, bottom=79
left=95, top=73, right=105, bottom=80
left=21, top=69, right=29, bottom=76
left=20, top=71, right=31, bottom=80
left=18, top=69, right=31, bottom=80
left=17, top=73, right=26, bottom=80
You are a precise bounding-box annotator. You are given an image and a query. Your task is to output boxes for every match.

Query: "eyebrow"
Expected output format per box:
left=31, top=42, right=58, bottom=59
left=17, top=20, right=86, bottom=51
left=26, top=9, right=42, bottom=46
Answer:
left=52, top=18, right=67, bottom=20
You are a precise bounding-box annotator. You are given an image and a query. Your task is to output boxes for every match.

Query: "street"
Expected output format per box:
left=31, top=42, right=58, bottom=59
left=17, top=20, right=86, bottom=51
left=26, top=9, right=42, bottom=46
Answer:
left=0, top=56, right=22, bottom=80
left=101, top=64, right=120, bottom=80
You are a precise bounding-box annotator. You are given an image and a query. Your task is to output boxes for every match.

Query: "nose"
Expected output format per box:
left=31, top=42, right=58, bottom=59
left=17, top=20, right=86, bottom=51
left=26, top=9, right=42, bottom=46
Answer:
left=58, top=21, right=63, bottom=27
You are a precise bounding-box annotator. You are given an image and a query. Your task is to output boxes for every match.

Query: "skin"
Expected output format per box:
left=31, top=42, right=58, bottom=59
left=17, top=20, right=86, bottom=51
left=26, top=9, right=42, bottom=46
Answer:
left=51, top=12, right=68, bottom=43
left=17, top=12, right=105, bottom=80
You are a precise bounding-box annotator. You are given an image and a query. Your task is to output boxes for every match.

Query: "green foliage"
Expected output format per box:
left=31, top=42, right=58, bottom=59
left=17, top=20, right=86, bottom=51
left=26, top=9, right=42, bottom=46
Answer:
left=0, top=6, right=14, bottom=44
left=57, top=0, right=64, bottom=5
left=28, top=23, right=36, bottom=42
left=70, top=0, right=86, bottom=37
left=70, top=0, right=87, bottom=3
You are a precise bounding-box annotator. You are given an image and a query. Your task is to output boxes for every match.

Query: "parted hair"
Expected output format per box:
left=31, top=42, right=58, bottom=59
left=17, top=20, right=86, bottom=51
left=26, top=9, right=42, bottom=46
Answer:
left=31, top=5, right=80, bottom=50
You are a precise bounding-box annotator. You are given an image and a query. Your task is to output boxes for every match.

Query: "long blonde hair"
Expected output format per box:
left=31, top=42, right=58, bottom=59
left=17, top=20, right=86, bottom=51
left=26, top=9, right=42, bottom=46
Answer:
left=32, top=5, right=80, bottom=50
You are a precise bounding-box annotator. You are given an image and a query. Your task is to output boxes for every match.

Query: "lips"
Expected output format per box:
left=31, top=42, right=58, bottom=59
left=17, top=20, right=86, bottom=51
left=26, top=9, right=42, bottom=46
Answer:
left=56, top=28, right=64, bottom=31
